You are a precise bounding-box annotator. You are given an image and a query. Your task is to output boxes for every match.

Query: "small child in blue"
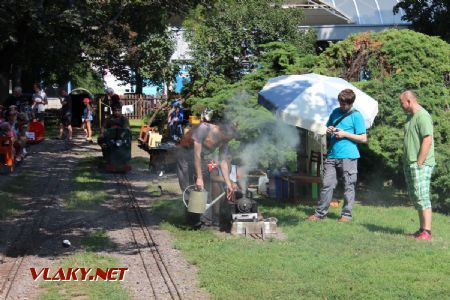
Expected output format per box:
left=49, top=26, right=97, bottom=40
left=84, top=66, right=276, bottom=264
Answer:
left=82, top=98, right=93, bottom=143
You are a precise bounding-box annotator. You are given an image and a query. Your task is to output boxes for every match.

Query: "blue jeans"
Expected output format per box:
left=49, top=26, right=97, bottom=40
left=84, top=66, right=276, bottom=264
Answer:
left=169, top=122, right=183, bottom=140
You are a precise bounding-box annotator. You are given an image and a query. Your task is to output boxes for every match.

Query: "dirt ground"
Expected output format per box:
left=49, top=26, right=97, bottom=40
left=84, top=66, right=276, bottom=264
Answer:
left=0, top=129, right=209, bottom=300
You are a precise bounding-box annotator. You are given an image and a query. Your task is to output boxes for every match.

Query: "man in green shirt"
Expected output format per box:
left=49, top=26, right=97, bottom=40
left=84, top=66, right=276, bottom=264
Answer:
left=399, top=90, right=435, bottom=241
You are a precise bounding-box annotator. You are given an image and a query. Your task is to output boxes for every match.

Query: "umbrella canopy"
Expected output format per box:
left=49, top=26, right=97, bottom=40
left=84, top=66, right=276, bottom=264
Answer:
left=258, top=73, right=379, bottom=135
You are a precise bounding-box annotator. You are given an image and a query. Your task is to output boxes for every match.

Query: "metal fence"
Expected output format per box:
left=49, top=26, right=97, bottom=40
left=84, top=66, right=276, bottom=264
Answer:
left=121, top=94, right=166, bottom=119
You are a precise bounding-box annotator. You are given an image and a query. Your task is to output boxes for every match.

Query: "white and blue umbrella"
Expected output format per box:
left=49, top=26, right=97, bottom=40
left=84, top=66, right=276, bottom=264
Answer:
left=258, top=73, right=379, bottom=135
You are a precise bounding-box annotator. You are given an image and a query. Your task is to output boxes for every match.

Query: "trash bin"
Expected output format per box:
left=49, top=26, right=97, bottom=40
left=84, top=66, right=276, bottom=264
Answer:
left=274, top=176, right=289, bottom=201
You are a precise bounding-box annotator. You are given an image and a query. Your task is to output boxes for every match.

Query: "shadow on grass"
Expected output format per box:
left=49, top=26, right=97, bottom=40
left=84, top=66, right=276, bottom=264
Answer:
left=152, top=195, right=346, bottom=230
left=357, top=182, right=410, bottom=208
left=0, top=193, right=23, bottom=220
left=257, top=197, right=345, bottom=225
left=361, top=223, right=406, bottom=235
left=81, top=229, right=118, bottom=252
left=151, top=199, right=194, bottom=230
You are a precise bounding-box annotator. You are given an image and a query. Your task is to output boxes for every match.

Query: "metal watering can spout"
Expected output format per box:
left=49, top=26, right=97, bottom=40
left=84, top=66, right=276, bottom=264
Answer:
left=183, top=185, right=226, bottom=214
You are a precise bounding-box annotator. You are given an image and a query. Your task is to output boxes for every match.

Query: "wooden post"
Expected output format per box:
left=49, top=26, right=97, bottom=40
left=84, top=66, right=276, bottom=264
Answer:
left=297, top=128, right=308, bottom=174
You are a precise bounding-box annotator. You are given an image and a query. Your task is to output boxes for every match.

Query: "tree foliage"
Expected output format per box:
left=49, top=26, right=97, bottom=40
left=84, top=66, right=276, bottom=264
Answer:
left=0, top=0, right=202, bottom=96
left=183, top=0, right=315, bottom=97
left=314, top=29, right=450, bottom=212
left=394, top=0, right=450, bottom=42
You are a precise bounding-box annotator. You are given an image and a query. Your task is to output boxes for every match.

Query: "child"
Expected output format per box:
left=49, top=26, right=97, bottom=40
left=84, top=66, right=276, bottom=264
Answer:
left=82, top=98, right=93, bottom=142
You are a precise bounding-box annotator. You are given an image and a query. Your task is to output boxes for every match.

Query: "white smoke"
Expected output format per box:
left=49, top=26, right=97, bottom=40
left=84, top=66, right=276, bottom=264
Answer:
left=224, top=91, right=300, bottom=191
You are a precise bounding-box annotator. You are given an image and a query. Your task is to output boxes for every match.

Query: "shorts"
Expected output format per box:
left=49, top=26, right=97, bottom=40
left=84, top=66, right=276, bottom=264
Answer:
left=35, top=112, right=45, bottom=121
left=403, top=162, right=434, bottom=210
left=60, top=115, right=72, bottom=127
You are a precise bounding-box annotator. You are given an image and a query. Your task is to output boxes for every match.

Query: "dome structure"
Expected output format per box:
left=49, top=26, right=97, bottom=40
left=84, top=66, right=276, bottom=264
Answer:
left=285, top=0, right=410, bottom=40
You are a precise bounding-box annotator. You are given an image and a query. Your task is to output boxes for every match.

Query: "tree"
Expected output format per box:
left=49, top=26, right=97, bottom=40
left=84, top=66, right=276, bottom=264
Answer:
left=81, top=1, right=204, bottom=94
left=394, top=0, right=450, bottom=42
left=0, top=0, right=204, bottom=97
left=183, top=0, right=315, bottom=97
left=0, top=0, right=89, bottom=96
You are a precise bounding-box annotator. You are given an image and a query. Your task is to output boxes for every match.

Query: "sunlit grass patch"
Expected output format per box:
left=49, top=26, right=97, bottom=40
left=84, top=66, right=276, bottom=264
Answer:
left=147, top=182, right=163, bottom=197
left=65, top=157, right=109, bottom=209
left=152, top=196, right=450, bottom=299
left=129, top=119, right=144, bottom=140
left=38, top=252, right=129, bottom=300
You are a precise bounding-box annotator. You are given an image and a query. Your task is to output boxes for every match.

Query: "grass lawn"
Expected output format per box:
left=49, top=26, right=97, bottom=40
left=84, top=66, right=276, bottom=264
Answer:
left=152, top=195, right=450, bottom=300
left=66, top=156, right=109, bottom=210
left=38, top=252, right=128, bottom=300
left=129, top=119, right=144, bottom=140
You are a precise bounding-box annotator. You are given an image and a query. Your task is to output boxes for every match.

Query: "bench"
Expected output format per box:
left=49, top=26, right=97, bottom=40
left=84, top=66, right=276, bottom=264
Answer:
left=281, top=151, right=323, bottom=203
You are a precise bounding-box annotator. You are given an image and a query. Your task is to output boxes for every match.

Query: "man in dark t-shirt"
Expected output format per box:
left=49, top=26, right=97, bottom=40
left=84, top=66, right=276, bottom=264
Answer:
left=105, top=88, right=122, bottom=116
left=98, top=104, right=130, bottom=147
left=177, top=120, right=236, bottom=228
left=58, top=90, right=72, bottom=140
left=102, top=105, right=130, bottom=131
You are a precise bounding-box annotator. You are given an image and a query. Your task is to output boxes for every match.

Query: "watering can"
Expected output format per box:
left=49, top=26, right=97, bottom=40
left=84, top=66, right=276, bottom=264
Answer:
left=183, top=185, right=226, bottom=214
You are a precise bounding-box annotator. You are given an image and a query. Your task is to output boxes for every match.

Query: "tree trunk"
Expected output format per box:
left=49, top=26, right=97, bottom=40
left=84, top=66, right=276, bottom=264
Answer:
left=135, top=70, right=143, bottom=94
left=11, top=65, right=22, bottom=88
left=0, top=70, right=9, bottom=101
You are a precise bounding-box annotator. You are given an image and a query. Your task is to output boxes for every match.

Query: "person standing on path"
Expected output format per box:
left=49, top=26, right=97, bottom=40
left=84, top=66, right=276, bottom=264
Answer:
left=399, top=90, right=435, bottom=241
left=177, top=117, right=236, bottom=228
left=82, top=98, right=93, bottom=143
left=58, top=90, right=72, bottom=140
left=105, top=88, right=122, bottom=116
left=307, top=89, right=367, bottom=222
left=31, top=83, right=48, bottom=126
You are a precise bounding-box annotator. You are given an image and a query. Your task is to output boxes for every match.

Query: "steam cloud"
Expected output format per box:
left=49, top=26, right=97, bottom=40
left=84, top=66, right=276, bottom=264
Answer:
left=224, top=91, right=300, bottom=191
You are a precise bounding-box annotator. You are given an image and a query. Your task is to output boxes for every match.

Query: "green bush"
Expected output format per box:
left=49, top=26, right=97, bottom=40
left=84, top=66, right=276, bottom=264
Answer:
left=313, top=29, right=450, bottom=212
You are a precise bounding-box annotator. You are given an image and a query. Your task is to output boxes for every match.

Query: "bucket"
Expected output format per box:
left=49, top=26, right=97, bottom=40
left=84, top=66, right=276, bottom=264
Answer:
left=183, top=185, right=226, bottom=214
left=26, top=121, right=44, bottom=144
left=187, top=190, right=209, bottom=214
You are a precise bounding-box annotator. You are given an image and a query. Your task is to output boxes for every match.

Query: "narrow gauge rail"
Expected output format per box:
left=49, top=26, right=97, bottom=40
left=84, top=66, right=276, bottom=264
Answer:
left=115, top=174, right=182, bottom=300
left=0, top=138, right=75, bottom=299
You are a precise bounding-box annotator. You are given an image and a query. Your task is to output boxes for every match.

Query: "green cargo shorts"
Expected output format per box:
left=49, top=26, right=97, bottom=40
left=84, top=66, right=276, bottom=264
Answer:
left=403, top=162, right=434, bottom=210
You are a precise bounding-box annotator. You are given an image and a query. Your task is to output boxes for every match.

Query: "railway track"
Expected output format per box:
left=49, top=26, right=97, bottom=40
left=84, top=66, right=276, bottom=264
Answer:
left=115, top=174, right=183, bottom=300
left=0, top=132, right=81, bottom=299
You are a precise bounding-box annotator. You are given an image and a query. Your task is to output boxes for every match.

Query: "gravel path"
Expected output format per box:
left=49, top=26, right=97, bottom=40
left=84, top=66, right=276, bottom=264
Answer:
left=0, top=130, right=208, bottom=300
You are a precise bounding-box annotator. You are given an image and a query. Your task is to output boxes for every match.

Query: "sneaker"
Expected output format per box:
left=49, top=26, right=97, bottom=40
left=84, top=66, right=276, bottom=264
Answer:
left=193, top=222, right=213, bottom=230
left=338, top=216, right=352, bottom=222
left=415, top=230, right=432, bottom=241
left=306, top=214, right=323, bottom=221
left=406, top=229, right=423, bottom=239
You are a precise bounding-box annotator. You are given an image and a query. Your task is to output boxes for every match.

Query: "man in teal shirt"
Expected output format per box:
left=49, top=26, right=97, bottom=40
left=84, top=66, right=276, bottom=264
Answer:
left=400, top=90, right=435, bottom=241
left=307, top=89, right=367, bottom=222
